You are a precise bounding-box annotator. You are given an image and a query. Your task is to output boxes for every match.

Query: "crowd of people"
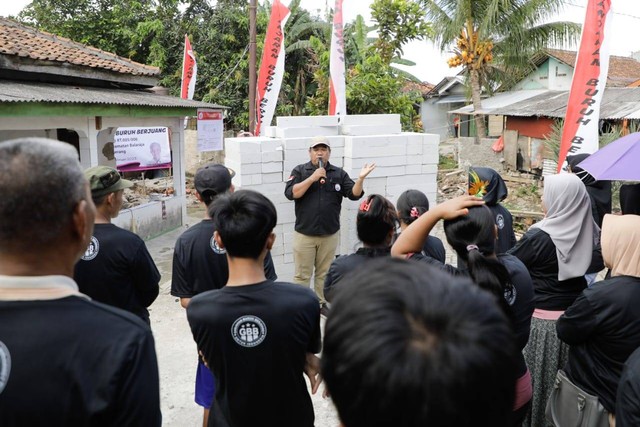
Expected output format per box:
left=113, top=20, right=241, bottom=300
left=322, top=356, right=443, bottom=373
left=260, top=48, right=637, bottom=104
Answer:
left=1, top=136, right=639, bottom=427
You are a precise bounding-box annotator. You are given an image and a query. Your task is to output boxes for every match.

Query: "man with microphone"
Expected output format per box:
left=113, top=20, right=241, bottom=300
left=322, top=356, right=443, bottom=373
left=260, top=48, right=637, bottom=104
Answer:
left=285, top=136, right=376, bottom=315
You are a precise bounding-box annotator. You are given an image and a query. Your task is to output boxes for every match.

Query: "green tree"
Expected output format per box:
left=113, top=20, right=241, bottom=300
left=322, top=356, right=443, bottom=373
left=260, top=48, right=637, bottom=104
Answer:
left=18, top=0, right=165, bottom=63
left=371, top=0, right=432, bottom=64
left=422, top=0, right=580, bottom=137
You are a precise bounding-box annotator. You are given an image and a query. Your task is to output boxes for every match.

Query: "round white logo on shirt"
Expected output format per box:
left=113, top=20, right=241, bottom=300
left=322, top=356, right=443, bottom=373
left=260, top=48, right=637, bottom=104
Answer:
left=81, top=236, right=100, bottom=261
left=0, top=340, right=11, bottom=394
left=231, top=316, right=267, bottom=348
left=504, top=283, right=517, bottom=306
left=334, top=183, right=341, bottom=192
left=496, top=214, right=505, bottom=230
left=210, top=235, right=226, bottom=255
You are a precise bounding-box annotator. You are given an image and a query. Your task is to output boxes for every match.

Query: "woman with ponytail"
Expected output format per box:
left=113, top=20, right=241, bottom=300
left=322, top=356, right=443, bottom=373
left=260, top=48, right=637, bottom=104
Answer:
left=396, top=189, right=446, bottom=263
left=323, top=194, right=398, bottom=303
left=392, top=195, right=535, bottom=426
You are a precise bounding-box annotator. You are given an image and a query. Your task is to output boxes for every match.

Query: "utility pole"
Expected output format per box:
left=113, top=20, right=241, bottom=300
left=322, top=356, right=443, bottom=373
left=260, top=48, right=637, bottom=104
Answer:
left=248, top=0, right=257, bottom=134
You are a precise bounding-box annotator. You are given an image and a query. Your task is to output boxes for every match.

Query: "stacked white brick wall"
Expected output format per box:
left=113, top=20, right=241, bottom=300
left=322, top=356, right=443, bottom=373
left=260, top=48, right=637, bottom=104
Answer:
left=224, top=114, right=439, bottom=281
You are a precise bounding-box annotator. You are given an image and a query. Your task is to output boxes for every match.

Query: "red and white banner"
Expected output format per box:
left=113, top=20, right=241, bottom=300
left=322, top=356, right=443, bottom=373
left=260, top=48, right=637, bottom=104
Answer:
left=255, top=0, right=291, bottom=136
left=557, top=0, right=612, bottom=172
left=181, top=35, right=197, bottom=100
left=329, top=0, right=346, bottom=120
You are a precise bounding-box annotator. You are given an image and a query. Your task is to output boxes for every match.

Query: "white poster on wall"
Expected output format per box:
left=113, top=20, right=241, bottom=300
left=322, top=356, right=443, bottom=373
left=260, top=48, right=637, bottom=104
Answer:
left=197, top=109, right=224, bottom=152
left=114, top=127, right=171, bottom=172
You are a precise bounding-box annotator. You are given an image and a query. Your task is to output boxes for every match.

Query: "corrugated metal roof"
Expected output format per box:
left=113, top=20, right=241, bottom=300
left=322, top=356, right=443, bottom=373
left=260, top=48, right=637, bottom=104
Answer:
left=449, top=90, right=549, bottom=115
left=490, top=88, right=640, bottom=119
left=0, top=80, right=226, bottom=109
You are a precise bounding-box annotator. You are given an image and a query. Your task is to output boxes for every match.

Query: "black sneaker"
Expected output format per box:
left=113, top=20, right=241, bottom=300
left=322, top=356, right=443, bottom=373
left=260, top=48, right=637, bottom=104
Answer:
left=320, top=303, right=330, bottom=318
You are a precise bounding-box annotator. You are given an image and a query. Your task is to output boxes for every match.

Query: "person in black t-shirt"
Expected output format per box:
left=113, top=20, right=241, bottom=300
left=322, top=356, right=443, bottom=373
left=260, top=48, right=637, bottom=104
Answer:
left=187, top=189, right=321, bottom=427
left=0, top=138, right=160, bottom=426
left=74, top=165, right=160, bottom=324
left=284, top=136, right=375, bottom=310
left=171, top=163, right=277, bottom=425
left=556, top=214, right=640, bottom=420
left=324, top=194, right=398, bottom=303
left=322, top=258, right=517, bottom=427
left=392, top=195, right=534, bottom=426
left=617, top=346, right=640, bottom=427
left=620, top=183, right=640, bottom=215
left=396, top=189, right=446, bottom=263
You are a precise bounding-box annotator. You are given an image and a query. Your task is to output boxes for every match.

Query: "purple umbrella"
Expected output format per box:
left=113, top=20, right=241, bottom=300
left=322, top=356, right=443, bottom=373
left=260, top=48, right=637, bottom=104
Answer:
left=577, top=132, right=640, bottom=181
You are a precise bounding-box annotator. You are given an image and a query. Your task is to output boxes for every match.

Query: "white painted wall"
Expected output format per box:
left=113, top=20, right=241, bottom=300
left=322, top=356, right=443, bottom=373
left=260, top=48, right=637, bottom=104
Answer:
left=0, top=115, right=187, bottom=239
left=224, top=114, right=440, bottom=282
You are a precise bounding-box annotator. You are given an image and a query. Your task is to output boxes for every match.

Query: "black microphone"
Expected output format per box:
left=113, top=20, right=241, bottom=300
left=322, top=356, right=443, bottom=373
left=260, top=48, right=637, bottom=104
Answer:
left=318, top=158, right=326, bottom=185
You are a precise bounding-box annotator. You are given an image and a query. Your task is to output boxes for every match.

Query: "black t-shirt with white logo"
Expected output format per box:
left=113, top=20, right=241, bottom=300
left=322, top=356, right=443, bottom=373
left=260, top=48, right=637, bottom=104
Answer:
left=74, top=223, right=160, bottom=323
left=171, top=219, right=277, bottom=298
left=0, top=296, right=161, bottom=426
left=187, top=280, right=321, bottom=427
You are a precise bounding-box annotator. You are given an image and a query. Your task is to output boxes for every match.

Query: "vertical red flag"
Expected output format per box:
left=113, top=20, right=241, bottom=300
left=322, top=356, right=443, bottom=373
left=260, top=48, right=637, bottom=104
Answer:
left=329, top=0, right=346, bottom=120
left=557, top=0, right=612, bottom=172
left=255, top=0, right=291, bottom=136
left=181, top=35, right=197, bottom=100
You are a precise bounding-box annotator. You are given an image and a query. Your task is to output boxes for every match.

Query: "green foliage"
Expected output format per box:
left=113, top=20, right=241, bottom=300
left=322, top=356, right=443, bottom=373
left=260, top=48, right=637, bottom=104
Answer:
left=371, top=0, right=432, bottom=64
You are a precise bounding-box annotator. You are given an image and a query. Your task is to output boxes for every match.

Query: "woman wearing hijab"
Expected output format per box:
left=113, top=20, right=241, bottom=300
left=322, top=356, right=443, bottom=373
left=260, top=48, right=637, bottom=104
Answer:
left=555, top=214, right=640, bottom=425
left=567, top=153, right=612, bottom=228
left=396, top=189, right=446, bottom=263
left=620, top=183, right=640, bottom=215
left=392, top=195, right=534, bottom=426
left=468, top=167, right=516, bottom=254
left=508, top=173, right=598, bottom=427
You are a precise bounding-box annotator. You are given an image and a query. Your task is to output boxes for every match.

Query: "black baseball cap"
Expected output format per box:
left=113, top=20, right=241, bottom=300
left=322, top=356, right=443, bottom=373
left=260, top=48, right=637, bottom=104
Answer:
left=194, top=163, right=236, bottom=197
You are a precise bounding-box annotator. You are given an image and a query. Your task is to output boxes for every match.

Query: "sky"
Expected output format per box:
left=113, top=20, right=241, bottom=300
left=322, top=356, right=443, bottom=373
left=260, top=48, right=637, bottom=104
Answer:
left=2, top=0, right=640, bottom=84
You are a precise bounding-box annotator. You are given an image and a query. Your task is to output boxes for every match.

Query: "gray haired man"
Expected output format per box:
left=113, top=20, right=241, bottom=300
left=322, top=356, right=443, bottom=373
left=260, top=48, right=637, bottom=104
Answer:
left=0, top=138, right=161, bottom=425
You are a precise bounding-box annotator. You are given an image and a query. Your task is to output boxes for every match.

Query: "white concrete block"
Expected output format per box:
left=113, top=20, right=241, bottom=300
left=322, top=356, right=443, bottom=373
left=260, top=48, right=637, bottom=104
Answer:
left=344, top=135, right=408, bottom=158
left=283, top=147, right=310, bottom=163
left=284, top=161, right=301, bottom=176
left=330, top=157, right=343, bottom=168
left=251, top=182, right=288, bottom=196
left=284, top=252, right=294, bottom=264
left=422, top=164, right=438, bottom=175
left=341, top=114, right=401, bottom=127
left=225, top=160, right=262, bottom=176
left=406, top=153, right=422, bottom=165
left=329, top=147, right=344, bottom=159
left=275, top=263, right=295, bottom=282
left=275, top=126, right=339, bottom=138
left=275, top=203, right=296, bottom=224
left=283, top=232, right=294, bottom=245
left=267, top=192, right=290, bottom=205
left=235, top=152, right=262, bottom=164
left=277, top=115, right=339, bottom=127
left=264, top=127, right=277, bottom=138
left=341, top=123, right=402, bottom=136
left=325, top=136, right=345, bottom=148
left=262, top=161, right=283, bottom=174
left=262, top=172, right=284, bottom=184
left=271, top=241, right=285, bottom=256
left=346, top=155, right=407, bottom=169
left=364, top=165, right=405, bottom=177
left=225, top=138, right=262, bottom=154
left=259, top=139, right=282, bottom=152
left=262, top=150, right=283, bottom=162
left=405, top=164, right=422, bottom=175
left=282, top=138, right=311, bottom=151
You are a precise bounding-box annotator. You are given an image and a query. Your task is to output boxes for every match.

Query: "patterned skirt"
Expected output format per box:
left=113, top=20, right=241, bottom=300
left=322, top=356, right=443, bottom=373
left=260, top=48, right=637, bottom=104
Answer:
left=522, top=316, right=570, bottom=427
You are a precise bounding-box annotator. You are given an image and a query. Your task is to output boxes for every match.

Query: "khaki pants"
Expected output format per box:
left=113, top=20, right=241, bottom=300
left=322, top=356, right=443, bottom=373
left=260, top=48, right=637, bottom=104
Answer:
left=292, top=231, right=339, bottom=304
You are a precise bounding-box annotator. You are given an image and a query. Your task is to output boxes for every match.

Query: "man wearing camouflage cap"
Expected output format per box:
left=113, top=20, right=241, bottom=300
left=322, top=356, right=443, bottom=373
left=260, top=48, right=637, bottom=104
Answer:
left=74, top=165, right=160, bottom=324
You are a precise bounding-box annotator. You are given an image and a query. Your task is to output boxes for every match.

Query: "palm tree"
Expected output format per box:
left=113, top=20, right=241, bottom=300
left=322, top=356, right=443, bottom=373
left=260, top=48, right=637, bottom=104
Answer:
left=422, top=0, right=580, bottom=138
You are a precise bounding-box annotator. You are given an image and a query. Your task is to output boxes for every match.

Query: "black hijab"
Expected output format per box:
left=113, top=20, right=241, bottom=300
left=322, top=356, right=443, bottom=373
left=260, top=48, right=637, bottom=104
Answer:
left=567, top=154, right=612, bottom=228
left=468, top=167, right=508, bottom=206
left=620, top=183, right=640, bottom=215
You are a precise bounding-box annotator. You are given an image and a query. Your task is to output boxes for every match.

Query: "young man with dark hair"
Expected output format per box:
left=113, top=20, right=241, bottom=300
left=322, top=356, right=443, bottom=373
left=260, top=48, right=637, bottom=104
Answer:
left=0, top=138, right=160, bottom=425
left=74, top=165, right=160, bottom=324
left=171, top=164, right=277, bottom=425
left=322, top=258, right=518, bottom=427
left=187, top=190, right=321, bottom=427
